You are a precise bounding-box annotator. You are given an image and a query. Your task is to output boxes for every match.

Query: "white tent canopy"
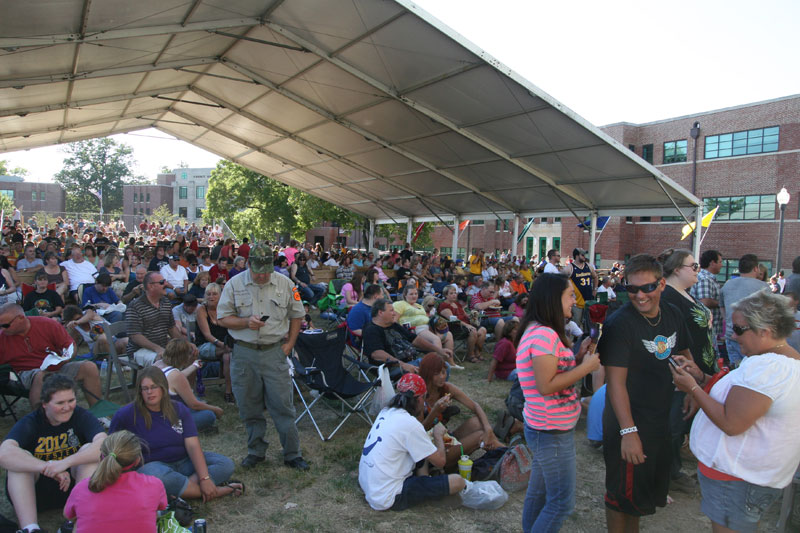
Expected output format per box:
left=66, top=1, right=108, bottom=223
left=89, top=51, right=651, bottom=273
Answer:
left=0, top=0, right=701, bottom=250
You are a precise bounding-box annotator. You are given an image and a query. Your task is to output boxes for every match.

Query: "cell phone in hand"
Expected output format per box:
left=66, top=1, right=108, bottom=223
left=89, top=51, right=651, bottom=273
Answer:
left=260, top=315, right=269, bottom=322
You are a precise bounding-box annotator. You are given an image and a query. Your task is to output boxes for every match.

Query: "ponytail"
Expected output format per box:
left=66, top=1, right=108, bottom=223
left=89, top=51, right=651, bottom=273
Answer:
left=88, top=430, right=142, bottom=493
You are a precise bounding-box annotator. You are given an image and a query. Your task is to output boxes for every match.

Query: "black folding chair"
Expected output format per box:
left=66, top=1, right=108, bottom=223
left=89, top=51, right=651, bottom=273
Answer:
left=291, top=327, right=381, bottom=441
left=0, top=364, right=28, bottom=421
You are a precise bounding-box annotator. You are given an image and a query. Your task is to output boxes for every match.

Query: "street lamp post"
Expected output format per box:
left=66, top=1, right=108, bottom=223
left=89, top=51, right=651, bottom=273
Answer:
left=775, top=187, right=790, bottom=274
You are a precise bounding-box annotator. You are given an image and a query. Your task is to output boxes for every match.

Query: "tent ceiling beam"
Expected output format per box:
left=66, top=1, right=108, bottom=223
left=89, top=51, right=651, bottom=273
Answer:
left=265, top=20, right=596, bottom=210
left=168, top=107, right=404, bottom=217
left=0, top=18, right=263, bottom=49
left=0, top=85, right=191, bottom=118
left=0, top=107, right=165, bottom=140
left=189, top=86, right=455, bottom=215
left=222, top=59, right=517, bottom=213
left=0, top=57, right=218, bottom=89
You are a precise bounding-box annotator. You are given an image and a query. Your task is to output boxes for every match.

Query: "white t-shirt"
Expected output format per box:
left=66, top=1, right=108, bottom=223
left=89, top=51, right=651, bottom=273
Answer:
left=161, top=264, right=188, bottom=288
left=543, top=262, right=560, bottom=274
left=358, top=408, right=437, bottom=511
left=597, top=286, right=616, bottom=300
left=690, top=352, right=800, bottom=488
left=199, top=264, right=213, bottom=272
left=60, top=259, right=98, bottom=291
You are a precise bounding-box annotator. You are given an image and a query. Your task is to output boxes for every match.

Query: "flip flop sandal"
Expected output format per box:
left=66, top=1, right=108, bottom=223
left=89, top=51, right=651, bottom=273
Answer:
left=219, top=479, right=245, bottom=496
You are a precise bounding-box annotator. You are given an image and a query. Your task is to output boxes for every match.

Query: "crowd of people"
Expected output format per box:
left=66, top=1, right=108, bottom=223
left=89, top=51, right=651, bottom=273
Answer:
left=2, top=212, right=800, bottom=532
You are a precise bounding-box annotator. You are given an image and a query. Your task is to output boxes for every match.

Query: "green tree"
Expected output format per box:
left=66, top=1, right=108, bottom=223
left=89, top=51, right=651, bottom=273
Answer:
left=0, top=194, right=15, bottom=214
left=0, top=160, right=28, bottom=176
left=151, top=204, right=177, bottom=226
left=205, top=161, right=363, bottom=242
left=375, top=222, right=435, bottom=249
left=54, top=138, right=142, bottom=213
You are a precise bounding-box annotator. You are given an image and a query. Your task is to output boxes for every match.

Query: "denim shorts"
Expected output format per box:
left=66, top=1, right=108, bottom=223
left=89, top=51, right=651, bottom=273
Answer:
left=480, top=316, right=503, bottom=330
left=698, top=470, right=782, bottom=532
left=391, top=474, right=450, bottom=511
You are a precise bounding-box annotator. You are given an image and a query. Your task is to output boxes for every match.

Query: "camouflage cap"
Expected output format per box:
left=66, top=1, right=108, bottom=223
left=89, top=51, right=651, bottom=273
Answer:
left=248, top=244, right=274, bottom=274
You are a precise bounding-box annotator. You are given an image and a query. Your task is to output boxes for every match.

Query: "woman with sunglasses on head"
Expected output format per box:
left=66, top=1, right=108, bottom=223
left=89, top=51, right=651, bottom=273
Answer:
left=109, top=367, right=242, bottom=503
left=658, top=248, right=718, bottom=491
left=671, top=291, right=800, bottom=533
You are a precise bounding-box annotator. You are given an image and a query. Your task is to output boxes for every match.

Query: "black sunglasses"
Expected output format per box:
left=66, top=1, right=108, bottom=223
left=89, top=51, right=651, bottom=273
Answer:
left=731, top=324, right=751, bottom=336
left=624, top=280, right=661, bottom=294
left=682, top=262, right=700, bottom=272
left=0, top=315, right=23, bottom=329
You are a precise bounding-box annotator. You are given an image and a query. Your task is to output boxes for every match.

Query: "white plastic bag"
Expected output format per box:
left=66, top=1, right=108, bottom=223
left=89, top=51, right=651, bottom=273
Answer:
left=369, top=364, right=395, bottom=417
left=459, top=480, right=509, bottom=510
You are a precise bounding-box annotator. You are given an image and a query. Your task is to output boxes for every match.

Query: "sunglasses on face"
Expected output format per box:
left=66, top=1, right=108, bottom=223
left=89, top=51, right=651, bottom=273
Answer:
left=0, top=315, right=23, bottom=329
left=682, top=262, right=700, bottom=272
left=731, top=324, right=752, bottom=336
left=624, top=280, right=661, bottom=294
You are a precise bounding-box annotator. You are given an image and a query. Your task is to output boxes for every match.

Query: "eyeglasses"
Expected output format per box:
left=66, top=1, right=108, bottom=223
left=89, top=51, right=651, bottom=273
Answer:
left=150, top=279, right=166, bottom=286
left=140, top=385, right=161, bottom=393
left=0, top=315, right=23, bottom=329
left=624, top=280, right=662, bottom=294
left=681, top=262, right=700, bottom=272
left=731, top=324, right=752, bottom=336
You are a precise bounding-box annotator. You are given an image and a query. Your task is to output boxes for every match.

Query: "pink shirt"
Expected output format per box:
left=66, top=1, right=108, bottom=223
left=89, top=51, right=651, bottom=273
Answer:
left=64, top=471, right=167, bottom=533
left=516, top=324, right=580, bottom=431
left=283, top=247, right=299, bottom=265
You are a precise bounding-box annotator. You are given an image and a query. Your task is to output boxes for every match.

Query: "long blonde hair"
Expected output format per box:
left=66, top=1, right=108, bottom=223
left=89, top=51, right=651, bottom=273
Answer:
left=88, top=430, right=143, bottom=493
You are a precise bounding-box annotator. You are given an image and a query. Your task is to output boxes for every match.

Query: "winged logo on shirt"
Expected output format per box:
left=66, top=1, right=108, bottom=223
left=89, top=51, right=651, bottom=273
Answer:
left=642, top=333, right=677, bottom=360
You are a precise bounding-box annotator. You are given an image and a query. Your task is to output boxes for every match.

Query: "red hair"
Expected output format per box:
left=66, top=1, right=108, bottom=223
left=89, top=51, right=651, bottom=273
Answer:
left=419, top=353, right=447, bottom=397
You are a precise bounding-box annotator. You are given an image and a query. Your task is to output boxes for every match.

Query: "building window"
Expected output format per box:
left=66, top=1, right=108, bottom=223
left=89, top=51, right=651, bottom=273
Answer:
left=625, top=216, right=633, bottom=222
left=195, top=186, right=205, bottom=199
left=642, top=144, right=653, bottom=164
left=31, top=191, right=37, bottom=201
left=146, top=208, right=151, bottom=215
left=639, top=216, right=652, bottom=222
left=661, top=216, right=682, bottom=222
left=554, top=217, right=561, bottom=223
left=628, top=144, right=635, bottom=152
left=39, top=190, right=45, bottom=201
left=178, top=207, right=187, bottom=218
left=146, top=193, right=150, bottom=202
left=495, top=219, right=511, bottom=232
left=133, top=192, right=138, bottom=202
left=704, top=194, right=775, bottom=220
left=181, top=172, right=188, bottom=179
left=705, top=127, right=779, bottom=159
left=470, top=219, right=484, bottom=226
left=179, top=187, right=188, bottom=199
left=663, top=140, right=688, bottom=164
left=717, top=259, right=772, bottom=283
left=0, top=190, right=14, bottom=199
left=139, top=208, right=143, bottom=215
left=552, top=237, right=560, bottom=252
left=196, top=208, right=203, bottom=219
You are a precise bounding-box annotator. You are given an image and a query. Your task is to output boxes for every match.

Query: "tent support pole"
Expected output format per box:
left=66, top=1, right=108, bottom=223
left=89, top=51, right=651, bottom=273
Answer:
left=588, top=212, right=598, bottom=266
left=693, top=206, right=702, bottom=260
left=406, top=220, right=412, bottom=245
left=452, top=216, right=460, bottom=259
left=512, top=214, right=519, bottom=259
left=368, top=219, right=375, bottom=252
left=653, top=178, right=694, bottom=227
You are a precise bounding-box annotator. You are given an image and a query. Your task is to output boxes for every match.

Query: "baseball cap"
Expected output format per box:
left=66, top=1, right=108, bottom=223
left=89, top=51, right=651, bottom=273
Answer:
left=170, top=254, right=180, bottom=261
left=248, top=244, right=274, bottom=274
left=396, top=373, right=426, bottom=397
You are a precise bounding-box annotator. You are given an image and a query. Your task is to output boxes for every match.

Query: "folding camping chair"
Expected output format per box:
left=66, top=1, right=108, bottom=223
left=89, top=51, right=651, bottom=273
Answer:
left=100, top=321, right=141, bottom=403
left=0, top=365, right=28, bottom=421
left=291, top=327, right=381, bottom=441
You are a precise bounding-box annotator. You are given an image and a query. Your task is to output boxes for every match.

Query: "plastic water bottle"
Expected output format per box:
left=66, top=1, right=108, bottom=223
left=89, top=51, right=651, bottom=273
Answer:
left=100, top=360, right=108, bottom=373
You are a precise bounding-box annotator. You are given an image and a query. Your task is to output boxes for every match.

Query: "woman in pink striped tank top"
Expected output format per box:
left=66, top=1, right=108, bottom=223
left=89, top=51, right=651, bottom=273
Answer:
left=515, top=274, right=600, bottom=532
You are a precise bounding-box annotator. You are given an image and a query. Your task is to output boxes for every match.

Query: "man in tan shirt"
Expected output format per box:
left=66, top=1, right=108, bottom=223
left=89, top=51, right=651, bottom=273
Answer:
left=217, top=244, right=308, bottom=471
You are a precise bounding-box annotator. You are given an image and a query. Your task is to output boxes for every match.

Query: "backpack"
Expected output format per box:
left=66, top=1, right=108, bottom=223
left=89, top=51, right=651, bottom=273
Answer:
left=473, top=444, right=533, bottom=492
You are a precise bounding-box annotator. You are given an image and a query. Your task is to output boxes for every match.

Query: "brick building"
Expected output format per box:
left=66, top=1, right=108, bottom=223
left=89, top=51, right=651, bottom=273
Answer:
left=122, top=173, right=174, bottom=228
left=422, top=94, right=800, bottom=277
left=122, top=168, right=213, bottom=228
left=0, top=175, right=65, bottom=214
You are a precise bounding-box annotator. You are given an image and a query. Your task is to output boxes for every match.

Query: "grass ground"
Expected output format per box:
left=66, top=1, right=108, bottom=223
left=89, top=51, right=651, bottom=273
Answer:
left=0, top=317, right=787, bottom=532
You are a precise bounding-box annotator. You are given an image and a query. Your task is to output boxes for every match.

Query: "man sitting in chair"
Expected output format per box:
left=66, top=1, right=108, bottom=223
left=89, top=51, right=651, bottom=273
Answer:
left=0, top=303, right=102, bottom=407
left=0, top=374, right=106, bottom=533
left=22, top=271, right=64, bottom=319
left=362, top=298, right=447, bottom=379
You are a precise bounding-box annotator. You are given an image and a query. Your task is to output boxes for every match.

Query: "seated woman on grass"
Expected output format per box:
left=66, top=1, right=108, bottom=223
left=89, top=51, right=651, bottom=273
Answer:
left=419, top=354, right=502, bottom=471
left=153, top=338, right=223, bottom=433
left=488, top=320, right=519, bottom=382
left=109, top=367, right=242, bottom=502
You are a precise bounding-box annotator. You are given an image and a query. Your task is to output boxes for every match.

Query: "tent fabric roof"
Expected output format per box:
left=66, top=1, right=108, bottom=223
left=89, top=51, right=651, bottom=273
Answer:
left=0, top=0, right=700, bottom=223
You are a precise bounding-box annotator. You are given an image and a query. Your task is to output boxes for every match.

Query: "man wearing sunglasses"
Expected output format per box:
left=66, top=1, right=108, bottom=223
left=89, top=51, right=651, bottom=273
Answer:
left=597, top=254, right=692, bottom=532
left=719, top=254, right=769, bottom=367
left=0, top=303, right=102, bottom=408
left=125, top=272, right=187, bottom=366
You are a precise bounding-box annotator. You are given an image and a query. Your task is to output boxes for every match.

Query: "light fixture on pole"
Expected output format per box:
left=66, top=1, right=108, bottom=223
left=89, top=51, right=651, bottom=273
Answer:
left=775, top=187, right=790, bottom=274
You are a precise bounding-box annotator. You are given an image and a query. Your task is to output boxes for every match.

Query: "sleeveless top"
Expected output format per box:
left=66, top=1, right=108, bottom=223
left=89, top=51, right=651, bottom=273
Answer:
left=294, top=263, right=312, bottom=284
left=196, top=304, right=228, bottom=346
left=160, top=366, right=182, bottom=402
left=569, top=262, right=593, bottom=306
left=45, top=266, right=65, bottom=285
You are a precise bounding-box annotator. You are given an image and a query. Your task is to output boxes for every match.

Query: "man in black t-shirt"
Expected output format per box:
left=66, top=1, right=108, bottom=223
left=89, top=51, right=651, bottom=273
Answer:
left=598, top=254, right=692, bottom=532
left=147, top=245, right=169, bottom=272
left=362, top=299, right=442, bottom=379
left=0, top=375, right=105, bottom=533
left=22, top=271, right=64, bottom=318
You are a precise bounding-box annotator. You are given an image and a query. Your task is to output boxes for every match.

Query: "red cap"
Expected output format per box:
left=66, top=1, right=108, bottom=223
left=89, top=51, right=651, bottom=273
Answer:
left=396, top=373, right=427, bottom=397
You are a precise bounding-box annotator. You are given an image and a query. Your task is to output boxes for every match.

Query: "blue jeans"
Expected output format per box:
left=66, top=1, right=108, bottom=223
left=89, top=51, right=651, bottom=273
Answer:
left=523, top=425, right=576, bottom=533
left=190, top=408, right=217, bottom=432
left=138, top=452, right=234, bottom=497
left=298, top=283, right=326, bottom=304
left=726, top=338, right=745, bottom=367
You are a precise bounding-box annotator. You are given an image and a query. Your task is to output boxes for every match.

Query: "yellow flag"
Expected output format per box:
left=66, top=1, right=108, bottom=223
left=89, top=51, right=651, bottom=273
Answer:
left=680, top=206, right=719, bottom=240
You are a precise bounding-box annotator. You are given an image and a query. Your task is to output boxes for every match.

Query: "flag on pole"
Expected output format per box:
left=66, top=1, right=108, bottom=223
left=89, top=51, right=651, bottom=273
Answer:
left=516, top=217, right=536, bottom=244
left=91, top=189, right=102, bottom=201
left=412, top=222, right=426, bottom=243
left=458, top=219, right=470, bottom=232
left=680, top=206, right=719, bottom=240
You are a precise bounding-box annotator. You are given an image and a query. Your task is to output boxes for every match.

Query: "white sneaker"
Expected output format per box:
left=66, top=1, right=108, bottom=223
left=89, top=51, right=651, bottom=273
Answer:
left=451, top=364, right=465, bottom=370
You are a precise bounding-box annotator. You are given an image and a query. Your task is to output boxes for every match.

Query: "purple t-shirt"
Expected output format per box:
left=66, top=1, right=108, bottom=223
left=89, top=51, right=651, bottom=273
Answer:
left=109, top=402, right=197, bottom=464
